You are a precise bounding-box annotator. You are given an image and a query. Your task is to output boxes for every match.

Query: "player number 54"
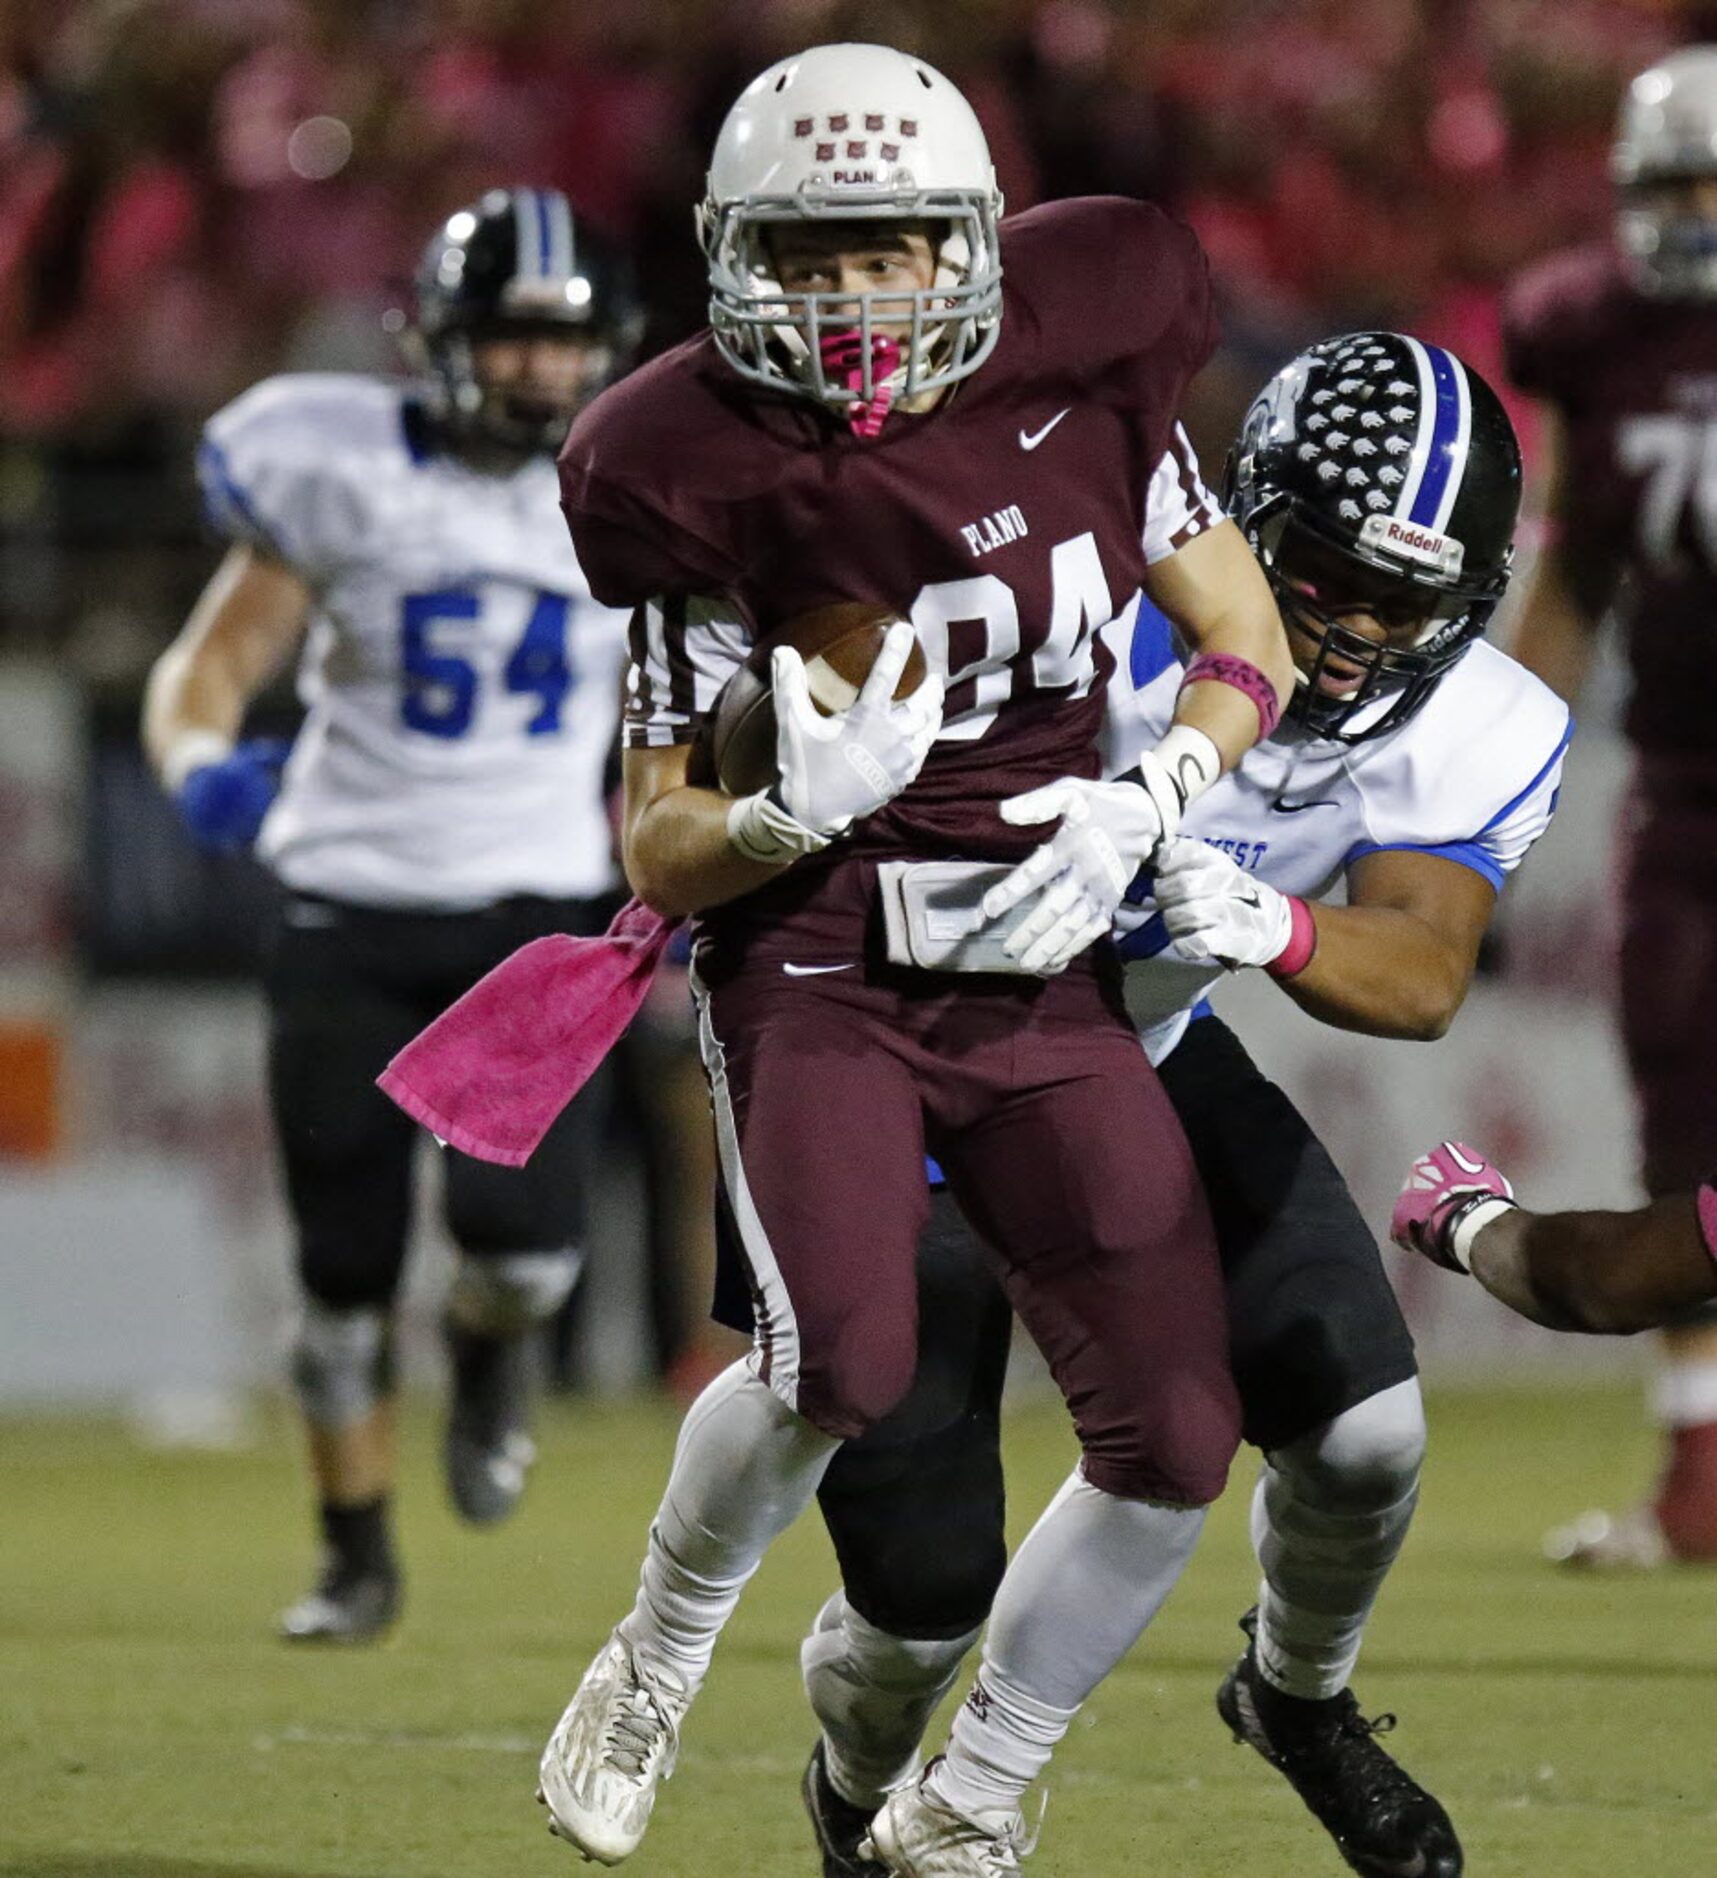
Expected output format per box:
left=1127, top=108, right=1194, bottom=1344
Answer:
left=399, top=587, right=574, bottom=739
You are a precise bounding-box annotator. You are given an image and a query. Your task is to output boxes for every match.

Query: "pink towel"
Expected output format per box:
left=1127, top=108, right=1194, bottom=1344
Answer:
left=377, top=895, right=681, bottom=1167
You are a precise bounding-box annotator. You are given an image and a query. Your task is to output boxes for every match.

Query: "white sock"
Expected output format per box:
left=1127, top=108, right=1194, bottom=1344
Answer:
left=1650, top=1355, right=1717, bottom=1428
left=802, top=1592, right=979, bottom=1809
left=1251, top=1379, right=1424, bottom=1702
left=930, top=1470, right=1206, bottom=1828
left=619, top=1361, right=839, bottom=1687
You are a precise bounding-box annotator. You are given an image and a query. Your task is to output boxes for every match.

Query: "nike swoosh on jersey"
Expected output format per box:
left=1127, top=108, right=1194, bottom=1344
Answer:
left=781, top=961, right=855, bottom=976
left=1269, top=796, right=1339, bottom=814
left=1018, top=409, right=1071, bottom=451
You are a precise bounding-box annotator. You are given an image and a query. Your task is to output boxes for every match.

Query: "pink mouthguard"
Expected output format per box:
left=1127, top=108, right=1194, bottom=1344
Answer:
left=820, top=329, right=902, bottom=438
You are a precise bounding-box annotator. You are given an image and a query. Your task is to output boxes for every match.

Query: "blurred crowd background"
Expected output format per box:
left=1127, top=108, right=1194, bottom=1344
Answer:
left=2, top=0, right=1701, bottom=663
left=0, top=0, right=1697, bottom=1413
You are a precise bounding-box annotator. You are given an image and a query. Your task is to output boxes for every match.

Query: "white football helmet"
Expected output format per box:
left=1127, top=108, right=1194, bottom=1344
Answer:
left=699, top=43, right=1004, bottom=415
left=1614, top=45, right=1717, bottom=297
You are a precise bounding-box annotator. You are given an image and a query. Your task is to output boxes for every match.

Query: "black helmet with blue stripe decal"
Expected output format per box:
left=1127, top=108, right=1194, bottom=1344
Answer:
left=1227, top=332, right=1521, bottom=744
left=406, top=186, right=640, bottom=455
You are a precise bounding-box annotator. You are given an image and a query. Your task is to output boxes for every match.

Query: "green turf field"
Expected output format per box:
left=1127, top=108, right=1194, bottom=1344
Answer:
left=2, top=1382, right=1714, bottom=1878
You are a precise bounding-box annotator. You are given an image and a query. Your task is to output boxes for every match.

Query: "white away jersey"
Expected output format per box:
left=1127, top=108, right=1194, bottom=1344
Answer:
left=1103, top=605, right=1574, bottom=1061
left=198, top=374, right=627, bottom=908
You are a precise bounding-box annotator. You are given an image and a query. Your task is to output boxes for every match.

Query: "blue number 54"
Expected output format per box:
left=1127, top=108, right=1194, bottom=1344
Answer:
left=400, top=588, right=572, bottom=739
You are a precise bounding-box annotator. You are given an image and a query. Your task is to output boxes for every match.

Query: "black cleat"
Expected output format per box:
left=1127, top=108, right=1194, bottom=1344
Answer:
left=277, top=1562, right=401, bottom=1644
left=443, top=1317, right=537, bottom=1526
left=1217, top=1609, right=1462, bottom=1878
left=801, top=1740, right=886, bottom=1878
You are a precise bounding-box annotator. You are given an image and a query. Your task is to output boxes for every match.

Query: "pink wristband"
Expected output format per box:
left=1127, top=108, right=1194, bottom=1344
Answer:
left=1697, top=1182, right=1717, bottom=1267
left=1265, top=895, right=1318, bottom=979
left=1179, top=652, right=1282, bottom=740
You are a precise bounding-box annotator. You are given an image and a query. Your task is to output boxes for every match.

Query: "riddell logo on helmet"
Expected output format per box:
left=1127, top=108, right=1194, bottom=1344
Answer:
left=1381, top=520, right=1447, bottom=559
left=1358, top=512, right=1465, bottom=576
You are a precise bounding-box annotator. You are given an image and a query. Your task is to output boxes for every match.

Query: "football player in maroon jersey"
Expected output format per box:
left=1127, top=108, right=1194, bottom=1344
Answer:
left=1504, top=45, right=1717, bottom=1570
left=533, top=40, right=1292, bottom=1876
left=1394, top=1140, right=1717, bottom=1337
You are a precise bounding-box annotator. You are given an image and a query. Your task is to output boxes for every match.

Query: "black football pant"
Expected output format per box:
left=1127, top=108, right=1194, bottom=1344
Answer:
left=802, top=1014, right=1419, bottom=1640
left=264, top=890, right=615, bottom=1309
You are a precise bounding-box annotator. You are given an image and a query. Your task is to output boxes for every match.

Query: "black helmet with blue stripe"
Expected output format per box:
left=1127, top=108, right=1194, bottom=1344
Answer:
left=1227, top=332, right=1521, bottom=744
left=407, top=186, right=640, bottom=454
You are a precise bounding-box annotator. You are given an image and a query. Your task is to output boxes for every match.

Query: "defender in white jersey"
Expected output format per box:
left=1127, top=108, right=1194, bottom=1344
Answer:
left=142, top=188, right=637, bottom=1642
left=784, top=337, right=1567, bottom=1878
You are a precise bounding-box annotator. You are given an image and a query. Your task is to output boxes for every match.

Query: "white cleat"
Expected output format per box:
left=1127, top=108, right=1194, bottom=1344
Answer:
left=860, top=1766, right=1038, bottom=1878
left=1543, top=1506, right=1670, bottom=1570
left=538, top=1630, right=692, bottom=1864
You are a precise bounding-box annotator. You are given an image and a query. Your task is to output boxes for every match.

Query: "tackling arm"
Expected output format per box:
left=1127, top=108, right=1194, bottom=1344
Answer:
left=985, top=522, right=1293, bottom=975
left=1141, top=518, right=1295, bottom=766
left=1151, top=843, right=1496, bottom=1040
left=1282, top=849, right=1497, bottom=1041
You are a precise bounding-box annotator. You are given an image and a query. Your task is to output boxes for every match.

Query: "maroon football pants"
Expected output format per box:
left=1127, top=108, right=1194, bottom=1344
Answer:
left=691, top=956, right=1238, bottom=1506
left=1619, top=788, right=1717, bottom=1195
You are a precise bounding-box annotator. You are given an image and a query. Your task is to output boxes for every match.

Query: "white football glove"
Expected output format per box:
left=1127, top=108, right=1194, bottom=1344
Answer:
left=980, top=726, right=1225, bottom=975
left=982, top=768, right=1172, bottom=976
left=728, top=621, right=944, bottom=865
left=1150, top=834, right=1295, bottom=970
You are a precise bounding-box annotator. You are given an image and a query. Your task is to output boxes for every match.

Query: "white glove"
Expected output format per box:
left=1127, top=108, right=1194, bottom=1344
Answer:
left=982, top=770, right=1172, bottom=976
left=728, top=621, right=944, bottom=864
left=1151, top=834, right=1295, bottom=970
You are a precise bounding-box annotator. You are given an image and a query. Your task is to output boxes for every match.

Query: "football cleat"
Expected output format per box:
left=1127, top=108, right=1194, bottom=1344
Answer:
left=276, top=1563, right=400, bottom=1645
left=1217, top=1609, right=1462, bottom=1878
left=1543, top=1506, right=1670, bottom=1570
left=802, top=1739, right=886, bottom=1878
left=860, top=1763, right=1038, bottom=1878
left=537, top=1631, right=691, bottom=1865
left=443, top=1318, right=537, bottom=1526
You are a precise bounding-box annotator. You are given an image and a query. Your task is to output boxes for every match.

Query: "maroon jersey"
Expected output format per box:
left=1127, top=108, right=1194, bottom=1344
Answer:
left=1504, top=244, right=1717, bottom=759
left=559, top=195, right=1216, bottom=950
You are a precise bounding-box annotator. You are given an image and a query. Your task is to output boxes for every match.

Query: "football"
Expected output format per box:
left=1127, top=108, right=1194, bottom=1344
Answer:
left=689, top=602, right=930, bottom=796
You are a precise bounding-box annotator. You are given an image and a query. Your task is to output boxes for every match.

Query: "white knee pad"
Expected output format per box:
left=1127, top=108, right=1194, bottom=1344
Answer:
left=801, top=1591, right=980, bottom=1808
left=446, top=1249, right=582, bottom=1337
left=1275, top=1378, right=1427, bottom=1512
left=1250, top=1380, right=1426, bottom=1700
left=291, top=1302, right=394, bottom=1431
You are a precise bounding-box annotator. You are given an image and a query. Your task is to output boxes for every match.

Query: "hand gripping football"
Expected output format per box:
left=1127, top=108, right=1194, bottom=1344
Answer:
left=690, top=602, right=930, bottom=795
